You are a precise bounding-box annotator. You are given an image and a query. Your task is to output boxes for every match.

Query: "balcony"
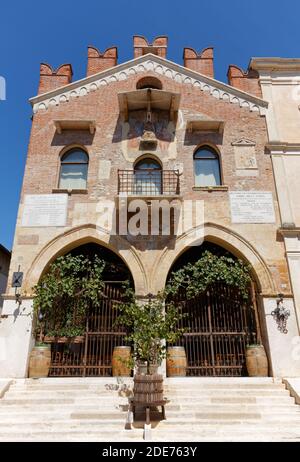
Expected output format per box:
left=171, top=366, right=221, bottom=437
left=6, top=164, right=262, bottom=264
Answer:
left=118, top=169, right=180, bottom=196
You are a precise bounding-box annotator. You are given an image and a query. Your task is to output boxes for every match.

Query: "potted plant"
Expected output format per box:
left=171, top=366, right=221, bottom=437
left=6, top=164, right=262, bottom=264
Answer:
left=114, top=288, right=186, bottom=404
left=115, top=289, right=186, bottom=376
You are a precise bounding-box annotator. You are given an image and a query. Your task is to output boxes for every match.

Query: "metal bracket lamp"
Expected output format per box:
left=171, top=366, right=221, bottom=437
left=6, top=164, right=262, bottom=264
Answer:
left=271, top=293, right=290, bottom=334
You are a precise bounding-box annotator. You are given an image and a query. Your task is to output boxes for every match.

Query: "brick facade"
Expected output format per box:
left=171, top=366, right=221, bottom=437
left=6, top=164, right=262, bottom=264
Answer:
left=6, top=36, right=289, bottom=296
left=2, top=35, right=300, bottom=379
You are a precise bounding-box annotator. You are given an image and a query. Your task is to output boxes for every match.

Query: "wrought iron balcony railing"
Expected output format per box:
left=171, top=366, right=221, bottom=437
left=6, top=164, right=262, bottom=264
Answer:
left=118, top=169, right=180, bottom=196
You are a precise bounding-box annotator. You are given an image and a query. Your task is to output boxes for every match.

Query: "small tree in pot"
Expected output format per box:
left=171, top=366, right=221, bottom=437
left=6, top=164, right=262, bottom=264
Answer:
left=115, top=288, right=186, bottom=406
left=115, top=288, right=186, bottom=376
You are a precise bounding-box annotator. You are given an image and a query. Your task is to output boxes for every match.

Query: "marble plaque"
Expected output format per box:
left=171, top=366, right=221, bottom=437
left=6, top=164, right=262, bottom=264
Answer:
left=21, top=194, right=68, bottom=227
left=234, top=146, right=257, bottom=170
left=229, top=191, right=275, bottom=223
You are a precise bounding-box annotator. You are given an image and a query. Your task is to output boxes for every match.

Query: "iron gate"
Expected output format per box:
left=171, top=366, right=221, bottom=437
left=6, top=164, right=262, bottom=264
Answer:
left=170, top=283, right=260, bottom=377
left=49, top=283, right=128, bottom=377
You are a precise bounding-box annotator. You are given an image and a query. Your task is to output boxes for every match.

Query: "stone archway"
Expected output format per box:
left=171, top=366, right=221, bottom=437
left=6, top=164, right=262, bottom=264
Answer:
left=165, top=241, right=263, bottom=376
left=32, top=237, right=137, bottom=377
left=150, top=222, right=274, bottom=377
left=150, top=222, right=275, bottom=295
left=24, top=224, right=148, bottom=296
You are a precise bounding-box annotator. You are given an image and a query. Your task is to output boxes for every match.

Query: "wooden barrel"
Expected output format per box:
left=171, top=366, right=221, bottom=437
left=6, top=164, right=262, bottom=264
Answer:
left=28, top=345, right=51, bottom=378
left=246, top=345, right=268, bottom=377
left=133, top=373, right=164, bottom=403
left=112, top=346, right=131, bottom=376
left=167, top=346, right=187, bottom=377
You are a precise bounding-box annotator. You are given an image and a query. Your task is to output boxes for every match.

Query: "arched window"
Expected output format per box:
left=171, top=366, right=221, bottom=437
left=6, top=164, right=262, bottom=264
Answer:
left=194, top=146, right=221, bottom=187
left=59, top=149, right=89, bottom=190
left=134, top=158, right=162, bottom=195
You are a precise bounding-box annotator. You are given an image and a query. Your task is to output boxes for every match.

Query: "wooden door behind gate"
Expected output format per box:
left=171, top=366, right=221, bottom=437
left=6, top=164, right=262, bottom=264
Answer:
left=170, top=283, right=259, bottom=377
left=49, top=283, right=128, bottom=377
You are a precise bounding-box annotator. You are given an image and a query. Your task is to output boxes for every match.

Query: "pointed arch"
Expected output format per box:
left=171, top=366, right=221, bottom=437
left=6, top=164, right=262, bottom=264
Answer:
left=24, top=224, right=147, bottom=295
left=150, top=222, right=275, bottom=295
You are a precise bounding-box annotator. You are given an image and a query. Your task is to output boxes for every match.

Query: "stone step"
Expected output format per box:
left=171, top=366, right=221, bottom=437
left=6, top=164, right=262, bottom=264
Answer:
left=77, top=411, right=300, bottom=423
left=0, top=420, right=128, bottom=430
left=1, top=424, right=300, bottom=435
left=153, top=423, right=300, bottom=433
left=6, top=387, right=284, bottom=396
left=165, top=383, right=285, bottom=390
left=164, top=377, right=279, bottom=383
left=0, top=403, right=298, bottom=415
left=8, top=387, right=132, bottom=394
left=0, top=433, right=297, bottom=443
left=12, top=377, right=131, bottom=384
left=151, top=433, right=300, bottom=442
left=0, top=395, right=295, bottom=406
left=9, top=378, right=280, bottom=390
left=165, top=394, right=295, bottom=406
left=157, top=414, right=300, bottom=423
left=11, top=379, right=285, bottom=390
left=0, top=404, right=129, bottom=412
left=0, top=428, right=143, bottom=442
left=165, top=388, right=289, bottom=395
left=0, top=405, right=299, bottom=420
left=14, top=377, right=276, bottom=383
left=4, top=388, right=290, bottom=398
left=0, top=401, right=298, bottom=414
left=3, top=414, right=299, bottom=425
left=5, top=392, right=133, bottom=399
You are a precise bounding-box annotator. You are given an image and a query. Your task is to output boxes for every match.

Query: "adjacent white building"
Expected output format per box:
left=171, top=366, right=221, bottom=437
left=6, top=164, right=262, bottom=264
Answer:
left=251, top=58, right=300, bottom=332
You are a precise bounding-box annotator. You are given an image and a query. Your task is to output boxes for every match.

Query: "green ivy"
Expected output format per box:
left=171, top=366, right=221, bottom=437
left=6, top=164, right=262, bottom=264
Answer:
left=33, top=254, right=105, bottom=338
left=165, top=250, right=252, bottom=300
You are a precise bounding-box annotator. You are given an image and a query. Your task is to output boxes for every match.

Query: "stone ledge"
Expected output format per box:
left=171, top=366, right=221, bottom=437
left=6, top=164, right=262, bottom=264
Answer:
left=52, top=188, right=88, bottom=195
left=192, top=186, right=229, bottom=192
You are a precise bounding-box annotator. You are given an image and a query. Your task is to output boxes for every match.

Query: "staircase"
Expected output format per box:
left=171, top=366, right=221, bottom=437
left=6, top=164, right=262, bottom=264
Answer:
left=0, top=378, right=140, bottom=442
left=1, top=377, right=300, bottom=442
left=158, top=377, right=300, bottom=442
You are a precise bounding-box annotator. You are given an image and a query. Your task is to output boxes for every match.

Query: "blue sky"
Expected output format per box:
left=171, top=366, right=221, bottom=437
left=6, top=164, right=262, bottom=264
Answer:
left=0, top=0, right=300, bottom=250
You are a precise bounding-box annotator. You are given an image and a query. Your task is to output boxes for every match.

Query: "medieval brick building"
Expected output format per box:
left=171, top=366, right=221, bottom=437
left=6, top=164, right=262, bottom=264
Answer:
left=1, top=35, right=299, bottom=379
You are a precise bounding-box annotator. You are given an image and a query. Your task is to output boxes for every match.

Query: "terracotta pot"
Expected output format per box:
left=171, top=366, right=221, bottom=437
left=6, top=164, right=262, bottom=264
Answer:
left=112, top=346, right=131, bottom=376
left=28, top=345, right=51, bottom=378
left=246, top=344, right=268, bottom=377
left=166, top=346, right=187, bottom=377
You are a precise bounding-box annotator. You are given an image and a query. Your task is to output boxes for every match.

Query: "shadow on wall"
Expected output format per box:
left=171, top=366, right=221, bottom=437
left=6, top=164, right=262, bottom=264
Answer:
left=51, top=131, right=95, bottom=147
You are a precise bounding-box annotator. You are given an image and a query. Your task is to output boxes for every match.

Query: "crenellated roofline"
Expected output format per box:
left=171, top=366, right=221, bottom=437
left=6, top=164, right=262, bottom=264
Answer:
left=30, top=53, right=268, bottom=115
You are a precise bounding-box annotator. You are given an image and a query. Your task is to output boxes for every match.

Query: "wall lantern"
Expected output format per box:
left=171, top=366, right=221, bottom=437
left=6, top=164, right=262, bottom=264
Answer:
left=271, top=294, right=290, bottom=334
left=11, top=265, right=23, bottom=304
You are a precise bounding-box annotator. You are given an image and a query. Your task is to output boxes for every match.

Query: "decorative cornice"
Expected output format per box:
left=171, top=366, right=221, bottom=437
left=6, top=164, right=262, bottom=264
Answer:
left=29, top=54, right=268, bottom=115
left=250, top=57, right=300, bottom=72
left=266, top=143, right=300, bottom=154
left=278, top=227, right=300, bottom=237
left=250, top=58, right=300, bottom=85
